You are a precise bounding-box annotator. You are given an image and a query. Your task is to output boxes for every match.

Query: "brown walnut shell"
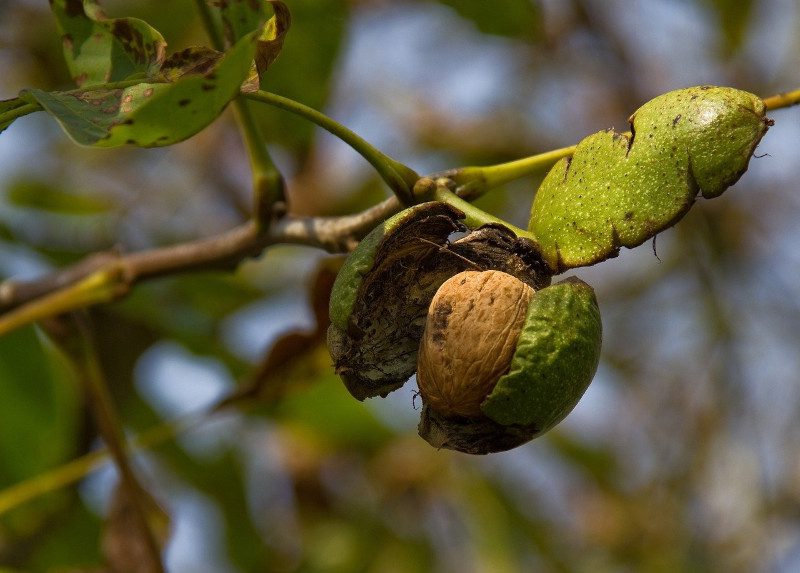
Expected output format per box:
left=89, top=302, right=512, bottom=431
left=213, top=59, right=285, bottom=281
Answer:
left=417, top=270, right=533, bottom=418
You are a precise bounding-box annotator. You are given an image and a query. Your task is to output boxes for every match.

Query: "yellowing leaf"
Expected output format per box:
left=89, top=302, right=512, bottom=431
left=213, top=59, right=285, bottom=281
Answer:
left=218, top=0, right=292, bottom=89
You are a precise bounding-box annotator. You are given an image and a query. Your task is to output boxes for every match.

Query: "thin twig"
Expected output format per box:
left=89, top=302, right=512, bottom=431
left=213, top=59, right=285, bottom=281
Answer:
left=233, top=99, right=286, bottom=225
left=193, top=0, right=286, bottom=227
left=72, top=315, right=165, bottom=573
left=0, top=102, right=42, bottom=126
left=763, top=88, right=800, bottom=110
left=244, top=90, right=420, bottom=203
left=0, top=410, right=202, bottom=518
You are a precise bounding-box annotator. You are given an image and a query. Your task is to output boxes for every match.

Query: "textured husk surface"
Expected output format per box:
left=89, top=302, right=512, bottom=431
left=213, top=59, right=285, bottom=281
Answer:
left=328, top=202, right=551, bottom=400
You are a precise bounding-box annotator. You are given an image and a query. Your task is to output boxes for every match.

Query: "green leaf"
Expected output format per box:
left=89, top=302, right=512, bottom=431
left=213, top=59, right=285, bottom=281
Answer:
left=0, top=97, right=37, bottom=136
left=0, top=326, right=81, bottom=487
left=274, top=375, right=393, bottom=449
left=528, top=86, right=769, bottom=271
left=6, top=179, right=114, bottom=215
left=21, top=29, right=259, bottom=147
left=219, top=0, right=291, bottom=90
left=50, top=0, right=167, bottom=87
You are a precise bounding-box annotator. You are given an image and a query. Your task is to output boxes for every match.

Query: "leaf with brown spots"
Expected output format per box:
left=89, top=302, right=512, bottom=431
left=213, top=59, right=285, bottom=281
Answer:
left=256, top=1, right=291, bottom=85
left=157, top=46, right=224, bottom=82
left=50, top=0, right=167, bottom=87
left=21, top=28, right=260, bottom=147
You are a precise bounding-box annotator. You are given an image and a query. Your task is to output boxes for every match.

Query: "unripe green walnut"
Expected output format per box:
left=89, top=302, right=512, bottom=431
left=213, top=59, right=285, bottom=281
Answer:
left=528, top=85, right=770, bottom=271
left=417, top=270, right=533, bottom=418
left=416, top=270, right=602, bottom=444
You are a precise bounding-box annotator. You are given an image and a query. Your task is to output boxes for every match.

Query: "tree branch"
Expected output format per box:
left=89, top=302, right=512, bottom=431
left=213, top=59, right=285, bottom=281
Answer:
left=3, top=85, right=799, bottom=333
left=0, top=197, right=401, bottom=317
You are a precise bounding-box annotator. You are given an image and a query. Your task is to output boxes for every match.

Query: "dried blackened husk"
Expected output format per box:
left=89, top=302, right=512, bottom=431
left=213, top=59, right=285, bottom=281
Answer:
left=328, top=203, right=552, bottom=400
left=418, top=403, right=539, bottom=455
left=447, top=224, right=552, bottom=291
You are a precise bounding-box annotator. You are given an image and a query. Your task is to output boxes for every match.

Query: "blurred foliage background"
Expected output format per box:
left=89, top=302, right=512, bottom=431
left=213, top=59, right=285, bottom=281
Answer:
left=1, top=0, right=800, bottom=571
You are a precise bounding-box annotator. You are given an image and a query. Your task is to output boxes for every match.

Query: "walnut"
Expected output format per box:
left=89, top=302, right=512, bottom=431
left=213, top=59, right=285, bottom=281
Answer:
left=416, top=270, right=533, bottom=419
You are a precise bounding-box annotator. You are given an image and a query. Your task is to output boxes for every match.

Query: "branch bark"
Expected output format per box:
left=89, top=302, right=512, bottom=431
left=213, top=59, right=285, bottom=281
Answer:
left=3, top=86, right=798, bottom=326
left=0, top=197, right=401, bottom=313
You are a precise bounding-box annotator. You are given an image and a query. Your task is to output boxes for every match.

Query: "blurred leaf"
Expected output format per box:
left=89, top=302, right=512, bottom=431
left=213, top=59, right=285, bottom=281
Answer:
left=434, top=0, right=542, bottom=40
left=0, top=225, right=14, bottom=242
left=219, top=259, right=340, bottom=406
left=704, top=0, right=754, bottom=54
left=0, top=327, right=88, bottom=566
left=101, top=482, right=171, bottom=573
left=81, top=313, right=269, bottom=569
left=169, top=274, right=265, bottom=322
left=252, top=0, right=347, bottom=158
left=547, top=431, right=618, bottom=488
left=0, top=326, right=81, bottom=487
left=50, top=0, right=167, bottom=87
left=24, top=496, right=103, bottom=571
left=20, top=26, right=257, bottom=147
left=5, top=179, right=114, bottom=215
left=274, top=374, right=393, bottom=450
left=146, top=433, right=271, bottom=572
left=86, top=309, right=161, bottom=418
left=308, top=257, right=341, bottom=328
left=110, top=275, right=260, bottom=373
left=202, top=452, right=270, bottom=572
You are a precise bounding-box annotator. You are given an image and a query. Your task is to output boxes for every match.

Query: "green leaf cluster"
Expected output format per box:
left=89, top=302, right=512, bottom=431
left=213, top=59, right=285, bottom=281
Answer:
left=0, top=0, right=291, bottom=147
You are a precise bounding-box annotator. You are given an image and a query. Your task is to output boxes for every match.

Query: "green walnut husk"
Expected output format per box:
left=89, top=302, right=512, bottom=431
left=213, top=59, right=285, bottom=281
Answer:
left=328, top=201, right=552, bottom=401
left=418, top=277, right=601, bottom=455
left=528, top=85, right=770, bottom=271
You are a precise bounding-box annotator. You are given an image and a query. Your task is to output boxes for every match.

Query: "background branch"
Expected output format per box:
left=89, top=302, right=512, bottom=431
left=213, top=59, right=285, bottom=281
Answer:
left=70, top=315, right=166, bottom=573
